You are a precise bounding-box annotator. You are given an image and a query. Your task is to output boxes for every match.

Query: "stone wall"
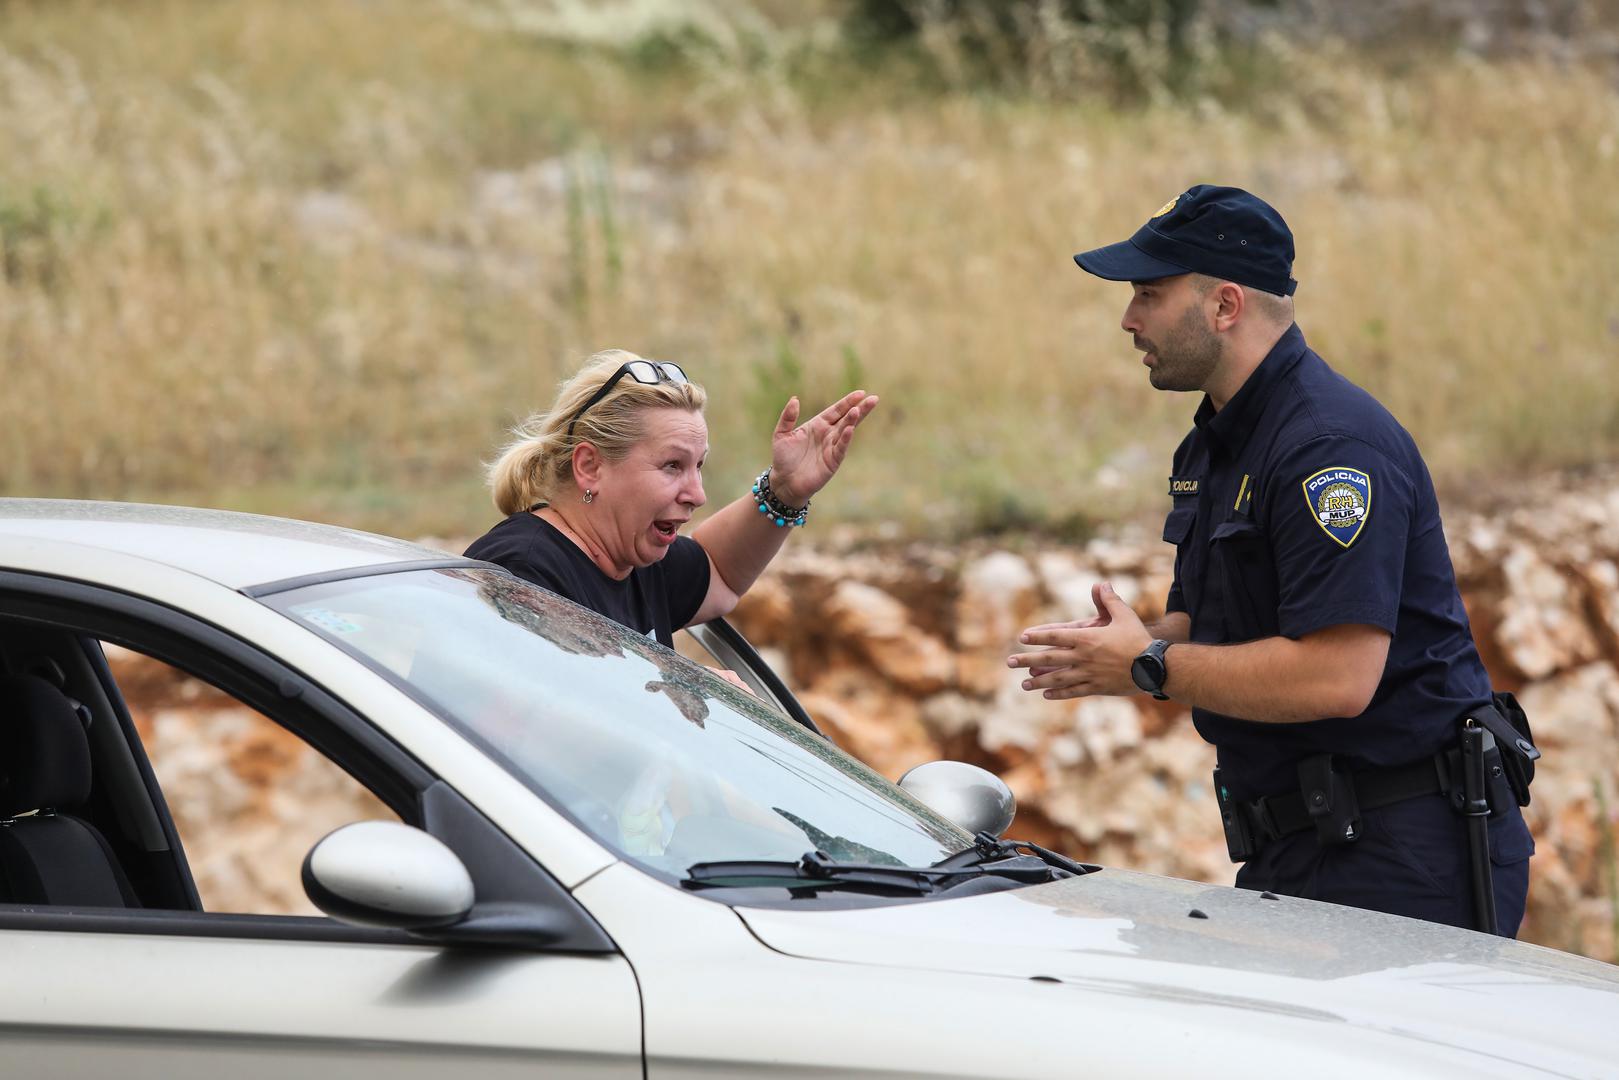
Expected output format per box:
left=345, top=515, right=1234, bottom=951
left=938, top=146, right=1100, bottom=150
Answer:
left=725, top=474, right=1619, bottom=961
left=109, top=472, right=1619, bottom=959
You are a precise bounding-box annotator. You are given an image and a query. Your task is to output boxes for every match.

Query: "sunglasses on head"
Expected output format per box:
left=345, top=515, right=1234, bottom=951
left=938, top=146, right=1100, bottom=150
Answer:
left=566, top=360, right=689, bottom=440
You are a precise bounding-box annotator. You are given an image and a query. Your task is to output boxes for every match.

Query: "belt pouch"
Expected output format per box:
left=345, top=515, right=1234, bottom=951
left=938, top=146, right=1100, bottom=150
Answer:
left=1298, top=754, right=1361, bottom=846
left=1213, top=767, right=1256, bottom=863
left=1472, top=694, right=1540, bottom=806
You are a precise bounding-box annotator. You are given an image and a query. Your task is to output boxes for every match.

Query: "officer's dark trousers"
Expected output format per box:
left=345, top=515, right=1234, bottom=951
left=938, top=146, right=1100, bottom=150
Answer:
left=1234, top=793, right=1534, bottom=936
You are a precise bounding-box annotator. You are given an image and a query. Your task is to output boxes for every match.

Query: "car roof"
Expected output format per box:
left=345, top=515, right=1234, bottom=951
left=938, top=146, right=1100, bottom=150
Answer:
left=0, top=499, right=472, bottom=591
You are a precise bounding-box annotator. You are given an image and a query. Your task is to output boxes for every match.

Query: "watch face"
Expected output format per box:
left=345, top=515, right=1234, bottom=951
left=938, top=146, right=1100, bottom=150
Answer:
left=1131, top=655, right=1163, bottom=693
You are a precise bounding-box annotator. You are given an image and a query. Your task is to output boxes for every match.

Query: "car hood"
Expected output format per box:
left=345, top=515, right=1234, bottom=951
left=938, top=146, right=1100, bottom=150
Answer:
left=738, top=868, right=1619, bottom=1072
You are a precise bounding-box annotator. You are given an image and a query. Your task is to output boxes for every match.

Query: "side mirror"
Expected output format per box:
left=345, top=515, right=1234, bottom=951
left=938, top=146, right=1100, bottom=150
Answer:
left=898, top=761, right=1016, bottom=838
left=302, top=821, right=475, bottom=931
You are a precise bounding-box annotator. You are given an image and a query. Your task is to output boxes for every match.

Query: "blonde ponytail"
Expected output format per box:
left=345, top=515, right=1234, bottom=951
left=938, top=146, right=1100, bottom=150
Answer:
left=486, top=349, right=707, bottom=514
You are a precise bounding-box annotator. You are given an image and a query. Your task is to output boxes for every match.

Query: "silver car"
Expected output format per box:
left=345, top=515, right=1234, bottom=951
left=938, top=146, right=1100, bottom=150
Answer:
left=0, top=499, right=1616, bottom=1078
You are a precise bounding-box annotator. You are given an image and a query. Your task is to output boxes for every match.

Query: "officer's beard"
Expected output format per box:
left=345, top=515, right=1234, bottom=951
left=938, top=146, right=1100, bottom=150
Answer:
left=1140, top=303, right=1223, bottom=393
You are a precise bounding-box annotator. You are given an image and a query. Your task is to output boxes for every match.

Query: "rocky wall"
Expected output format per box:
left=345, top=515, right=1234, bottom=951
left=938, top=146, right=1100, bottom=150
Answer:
left=108, top=473, right=1619, bottom=960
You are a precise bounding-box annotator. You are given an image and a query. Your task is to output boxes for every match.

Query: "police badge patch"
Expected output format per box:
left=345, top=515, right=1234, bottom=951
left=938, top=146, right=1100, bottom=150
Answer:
left=1302, top=466, right=1371, bottom=548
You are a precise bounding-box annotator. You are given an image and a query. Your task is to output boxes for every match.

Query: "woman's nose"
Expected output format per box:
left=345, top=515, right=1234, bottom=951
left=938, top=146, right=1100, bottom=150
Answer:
left=684, top=470, right=707, bottom=508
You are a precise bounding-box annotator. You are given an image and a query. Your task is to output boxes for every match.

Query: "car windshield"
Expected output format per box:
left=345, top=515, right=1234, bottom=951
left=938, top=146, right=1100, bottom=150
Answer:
left=265, top=567, right=969, bottom=876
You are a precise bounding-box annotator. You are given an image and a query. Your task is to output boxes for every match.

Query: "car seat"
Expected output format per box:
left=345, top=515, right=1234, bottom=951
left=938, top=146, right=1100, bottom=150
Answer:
left=0, top=673, right=139, bottom=907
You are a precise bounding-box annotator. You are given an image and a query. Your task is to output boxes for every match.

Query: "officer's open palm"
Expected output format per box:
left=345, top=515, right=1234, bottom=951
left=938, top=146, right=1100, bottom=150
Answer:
left=1007, top=582, right=1151, bottom=699
left=1018, top=583, right=1113, bottom=676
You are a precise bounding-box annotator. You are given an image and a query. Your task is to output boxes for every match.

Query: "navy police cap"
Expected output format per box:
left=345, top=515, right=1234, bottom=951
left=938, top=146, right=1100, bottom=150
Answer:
left=1073, top=184, right=1297, bottom=297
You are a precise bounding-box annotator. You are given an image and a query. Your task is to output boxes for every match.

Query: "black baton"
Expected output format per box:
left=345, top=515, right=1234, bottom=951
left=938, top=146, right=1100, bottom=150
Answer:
left=1459, top=720, right=1498, bottom=935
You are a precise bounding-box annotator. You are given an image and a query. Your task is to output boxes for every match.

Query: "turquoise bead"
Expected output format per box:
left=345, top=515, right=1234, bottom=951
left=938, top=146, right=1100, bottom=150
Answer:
left=775, top=517, right=786, bottom=526
left=758, top=503, right=768, bottom=513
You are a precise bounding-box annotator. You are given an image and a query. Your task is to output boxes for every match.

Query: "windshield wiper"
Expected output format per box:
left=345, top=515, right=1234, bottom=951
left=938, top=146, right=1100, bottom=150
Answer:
left=683, top=848, right=1052, bottom=895
left=933, top=832, right=1099, bottom=877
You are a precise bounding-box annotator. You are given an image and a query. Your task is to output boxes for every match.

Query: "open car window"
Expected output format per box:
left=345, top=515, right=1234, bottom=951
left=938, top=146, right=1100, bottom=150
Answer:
left=0, top=618, right=409, bottom=923
left=103, top=643, right=398, bottom=916
left=265, top=567, right=971, bottom=877
left=0, top=573, right=606, bottom=949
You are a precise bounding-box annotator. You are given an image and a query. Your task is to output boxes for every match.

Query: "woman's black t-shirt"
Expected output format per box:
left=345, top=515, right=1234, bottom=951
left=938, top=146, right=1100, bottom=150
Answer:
left=463, top=512, right=712, bottom=646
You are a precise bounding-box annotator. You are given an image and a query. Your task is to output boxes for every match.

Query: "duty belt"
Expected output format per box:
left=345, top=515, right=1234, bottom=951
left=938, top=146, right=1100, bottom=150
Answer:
left=1235, top=757, right=1449, bottom=843
left=1213, top=697, right=1539, bottom=936
left=1214, top=698, right=1536, bottom=868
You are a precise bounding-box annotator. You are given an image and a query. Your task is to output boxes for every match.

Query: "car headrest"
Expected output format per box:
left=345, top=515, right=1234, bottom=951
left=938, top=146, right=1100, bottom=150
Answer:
left=0, top=673, right=92, bottom=817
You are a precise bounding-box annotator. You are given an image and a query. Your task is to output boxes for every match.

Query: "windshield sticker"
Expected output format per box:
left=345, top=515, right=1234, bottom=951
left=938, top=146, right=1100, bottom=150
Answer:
left=297, top=607, right=363, bottom=635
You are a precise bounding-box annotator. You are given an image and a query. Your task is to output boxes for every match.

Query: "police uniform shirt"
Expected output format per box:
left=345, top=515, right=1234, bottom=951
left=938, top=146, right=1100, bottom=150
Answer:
left=1162, top=324, right=1492, bottom=800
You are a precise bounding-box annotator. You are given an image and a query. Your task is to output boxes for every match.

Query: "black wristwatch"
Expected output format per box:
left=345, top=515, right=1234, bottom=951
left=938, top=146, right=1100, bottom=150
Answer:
left=1131, top=639, right=1173, bottom=701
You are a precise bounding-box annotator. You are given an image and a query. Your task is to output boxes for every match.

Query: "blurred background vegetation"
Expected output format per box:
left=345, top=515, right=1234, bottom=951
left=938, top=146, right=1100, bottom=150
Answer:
left=1, top=0, right=1616, bottom=538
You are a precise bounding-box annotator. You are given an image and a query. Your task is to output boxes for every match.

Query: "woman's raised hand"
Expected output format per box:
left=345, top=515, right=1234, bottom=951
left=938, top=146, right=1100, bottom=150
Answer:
left=768, top=390, right=879, bottom=506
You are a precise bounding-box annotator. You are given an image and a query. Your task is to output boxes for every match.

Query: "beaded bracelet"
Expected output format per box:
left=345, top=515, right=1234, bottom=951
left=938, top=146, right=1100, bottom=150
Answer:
left=751, top=468, right=810, bottom=528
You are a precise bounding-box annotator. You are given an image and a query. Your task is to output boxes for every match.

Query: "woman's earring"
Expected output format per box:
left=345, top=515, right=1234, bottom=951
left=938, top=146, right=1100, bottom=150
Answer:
left=583, top=489, right=595, bottom=504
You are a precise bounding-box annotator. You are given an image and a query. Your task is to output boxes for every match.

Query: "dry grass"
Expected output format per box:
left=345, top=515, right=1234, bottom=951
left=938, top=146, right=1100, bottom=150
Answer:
left=1, top=0, right=1616, bottom=537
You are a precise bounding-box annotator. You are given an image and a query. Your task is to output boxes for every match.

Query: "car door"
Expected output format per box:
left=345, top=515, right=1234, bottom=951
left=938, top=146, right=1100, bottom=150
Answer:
left=0, top=573, right=642, bottom=1079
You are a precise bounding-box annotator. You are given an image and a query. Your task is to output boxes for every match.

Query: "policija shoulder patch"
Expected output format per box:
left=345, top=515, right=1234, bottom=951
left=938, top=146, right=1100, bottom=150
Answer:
left=1302, top=466, right=1371, bottom=548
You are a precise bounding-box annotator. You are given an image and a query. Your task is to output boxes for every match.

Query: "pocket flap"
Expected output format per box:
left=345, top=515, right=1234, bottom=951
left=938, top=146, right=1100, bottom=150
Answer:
left=1211, top=519, right=1264, bottom=543
left=1489, top=815, right=1536, bottom=866
left=1162, top=507, right=1196, bottom=544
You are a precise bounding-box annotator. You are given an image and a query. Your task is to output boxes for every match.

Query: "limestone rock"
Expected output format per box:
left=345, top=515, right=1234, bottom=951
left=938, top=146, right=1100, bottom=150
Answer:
left=1494, top=544, right=1600, bottom=679
left=977, top=679, right=1071, bottom=756
left=1576, top=560, right=1619, bottom=659
left=1516, top=662, right=1619, bottom=762
left=1071, top=697, right=1144, bottom=766
left=823, top=580, right=956, bottom=695
left=1034, top=551, right=1102, bottom=619
left=954, top=552, right=1040, bottom=696
left=919, top=691, right=985, bottom=741
left=729, top=575, right=794, bottom=647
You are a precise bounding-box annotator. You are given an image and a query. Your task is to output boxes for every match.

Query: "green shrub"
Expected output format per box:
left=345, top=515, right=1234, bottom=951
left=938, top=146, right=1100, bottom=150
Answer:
left=841, top=0, right=1272, bottom=101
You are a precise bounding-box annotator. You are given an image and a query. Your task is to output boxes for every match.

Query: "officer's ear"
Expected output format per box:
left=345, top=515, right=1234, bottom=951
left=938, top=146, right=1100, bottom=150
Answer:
left=1211, top=281, right=1245, bottom=332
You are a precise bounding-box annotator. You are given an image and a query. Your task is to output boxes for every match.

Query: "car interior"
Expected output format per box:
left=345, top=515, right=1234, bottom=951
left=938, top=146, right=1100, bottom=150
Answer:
left=0, top=664, right=143, bottom=909
left=0, top=587, right=613, bottom=953
left=0, top=624, right=210, bottom=911
left=0, top=615, right=439, bottom=916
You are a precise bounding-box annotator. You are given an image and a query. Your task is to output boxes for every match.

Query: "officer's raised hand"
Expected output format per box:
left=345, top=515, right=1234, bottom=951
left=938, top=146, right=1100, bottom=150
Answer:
left=1006, top=582, right=1151, bottom=700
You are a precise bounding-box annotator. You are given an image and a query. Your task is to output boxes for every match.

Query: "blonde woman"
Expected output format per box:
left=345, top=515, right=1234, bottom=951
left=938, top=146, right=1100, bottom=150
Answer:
left=466, top=350, right=877, bottom=645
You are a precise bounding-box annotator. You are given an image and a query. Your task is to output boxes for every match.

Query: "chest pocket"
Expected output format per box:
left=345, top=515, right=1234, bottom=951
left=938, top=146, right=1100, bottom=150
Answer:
left=1209, top=518, right=1280, bottom=640
left=1162, top=505, right=1199, bottom=619
left=1162, top=506, right=1196, bottom=545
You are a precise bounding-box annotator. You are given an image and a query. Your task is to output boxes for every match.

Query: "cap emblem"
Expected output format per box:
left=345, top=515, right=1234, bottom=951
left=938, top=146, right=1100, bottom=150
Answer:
left=1152, top=196, right=1179, bottom=218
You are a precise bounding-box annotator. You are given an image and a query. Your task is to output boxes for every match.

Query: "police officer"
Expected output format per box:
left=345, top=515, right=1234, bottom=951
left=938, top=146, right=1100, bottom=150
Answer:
left=1006, top=184, right=1534, bottom=935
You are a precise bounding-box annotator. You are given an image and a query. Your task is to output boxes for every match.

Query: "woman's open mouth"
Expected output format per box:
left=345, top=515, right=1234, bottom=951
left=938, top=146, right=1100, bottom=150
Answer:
left=652, top=520, right=682, bottom=544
